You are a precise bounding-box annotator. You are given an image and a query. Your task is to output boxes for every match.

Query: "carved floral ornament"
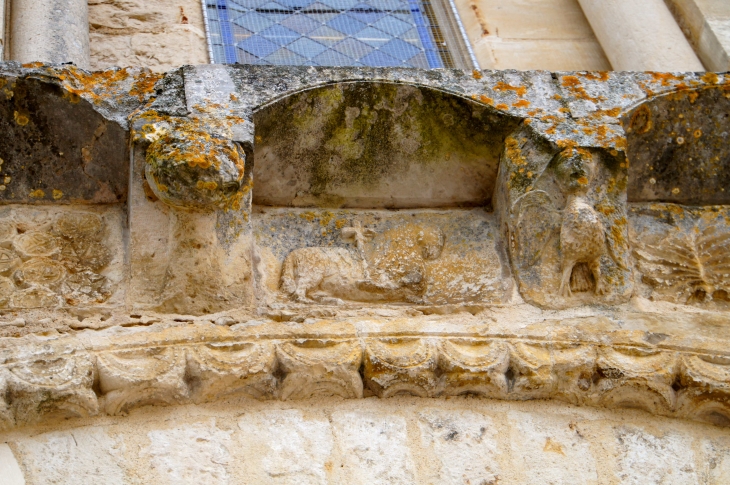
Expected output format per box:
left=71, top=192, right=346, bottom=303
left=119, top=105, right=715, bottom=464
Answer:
left=0, top=63, right=730, bottom=429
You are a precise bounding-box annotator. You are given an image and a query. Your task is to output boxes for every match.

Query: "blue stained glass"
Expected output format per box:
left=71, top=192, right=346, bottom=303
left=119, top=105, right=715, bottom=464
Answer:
left=360, top=49, right=401, bottom=66
left=232, top=12, right=274, bottom=31
left=287, top=37, right=329, bottom=57
left=313, top=49, right=363, bottom=66
left=238, top=35, right=281, bottom=57
left=326, top=14, right=367, bottom=35
left=309, top=25, right=346, bottom=46
left=205, top=0, right=452, bottom=67
left=357, top=26, right=390, bottom=47
left=379, top=38, right=420, bottom=60
left=277, top=0, right=316, bottom=7
left=318, top=0, right=359, bottom=9
left=265, top=47, right=308, bottom=64
left=347, top=5, right=386, bottom=24
left=260, top=24, right=301, bottom=45
left=281, top=14, right=321, bottom=34
left=372, top=15, right=411, bottom=36
left=332, top=37, right=373, bottom=58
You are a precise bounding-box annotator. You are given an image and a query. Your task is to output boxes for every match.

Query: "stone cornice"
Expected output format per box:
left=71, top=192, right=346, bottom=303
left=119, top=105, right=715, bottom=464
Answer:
left=1, top=311, right=730, bottom=429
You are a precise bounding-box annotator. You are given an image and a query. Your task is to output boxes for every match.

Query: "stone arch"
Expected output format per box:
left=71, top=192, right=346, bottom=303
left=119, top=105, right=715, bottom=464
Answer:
left=622, top=85, right=730, bottom=205
left=251, top=81, right=522, bottom=209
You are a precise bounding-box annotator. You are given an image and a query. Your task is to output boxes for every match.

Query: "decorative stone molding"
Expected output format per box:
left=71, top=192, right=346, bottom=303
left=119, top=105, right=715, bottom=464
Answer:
left=1, top=62, right=730, bottom=431
left=0, top=316, right=728, bottom=428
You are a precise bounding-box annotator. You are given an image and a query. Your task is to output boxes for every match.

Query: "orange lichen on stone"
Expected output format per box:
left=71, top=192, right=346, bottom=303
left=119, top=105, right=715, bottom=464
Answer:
left=21, top=62, right=44, bottom=68
left=57, top=67, right=131, bottom=105
left=580, top=72, right=610, bottom=82
left=13, top=111, right=29, bottom=126
left=472, top=70, right=483, bottom=80
left=129, top=71, right=164, bottom=101
left=513, top=99, right=530, bottom=108
left=496, top=103, right=509, bottom=110
left=479, top=95, right=494, bottom=105
left=196, top=180, right=218, bottom=191
left=505, top=137, right=527, bottom=166
left=561, top=76, right=605, bottom=103
left=494, top=82, right=527, bottom=97
left=650, top=72, right=685, bottom=87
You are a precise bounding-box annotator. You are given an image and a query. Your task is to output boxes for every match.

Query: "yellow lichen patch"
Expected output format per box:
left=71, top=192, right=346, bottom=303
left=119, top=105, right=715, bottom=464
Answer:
left=29, top=189, right=45, bottom=198
left=52, top=190, right=63, bottom=200
left=505, top=137, right=527, bottom=166
left=580, top=72, right=610, bottom=82
left=13, top=111, right=29, bottom=126
left=493, top=82, right=527, bottom=97
left=300, top=212, right=316, bottom=222
left=335, top=218, right=347, bottom=229
left=196, top=180, right=218, bottom=191
left=472, top=70, right=482, bottom=80
left=21, top=62, right=44, bottom=68
left=561, top=76, right=605, bottom=103
left=129, top=71, right=164, bottom=101
left=701, top=72, right=719, bottom=84
left=650, top=72, right=685, bottom=87
left=319, top=211, right=334, bottom=227
left=57, top=67, right=131, bottom=106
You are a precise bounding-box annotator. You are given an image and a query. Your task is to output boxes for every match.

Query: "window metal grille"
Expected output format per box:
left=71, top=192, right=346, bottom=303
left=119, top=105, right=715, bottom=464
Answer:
left=203, top=0, right=477, bottom=69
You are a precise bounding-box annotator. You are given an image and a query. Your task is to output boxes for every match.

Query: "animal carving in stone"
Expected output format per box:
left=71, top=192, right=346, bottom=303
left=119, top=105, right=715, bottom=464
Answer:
left=512, top=148, right=609, bottom=297
left=279, top=223, right=445, bottom=304
left=554, top=149, right=606, bottom=297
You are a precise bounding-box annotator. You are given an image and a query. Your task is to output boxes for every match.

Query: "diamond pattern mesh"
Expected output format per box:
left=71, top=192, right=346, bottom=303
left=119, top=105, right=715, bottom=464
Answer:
left=205, top=0, right=454, bottom=68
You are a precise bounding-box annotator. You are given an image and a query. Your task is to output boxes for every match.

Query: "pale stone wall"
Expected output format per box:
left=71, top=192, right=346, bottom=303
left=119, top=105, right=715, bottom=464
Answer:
left=2, top=397, right=730, bottom=484
left=88, top=0, right=208, bottom=71
left=453, top=0, right=611, bottom=71
left=666, top=0, right=730, bottom=71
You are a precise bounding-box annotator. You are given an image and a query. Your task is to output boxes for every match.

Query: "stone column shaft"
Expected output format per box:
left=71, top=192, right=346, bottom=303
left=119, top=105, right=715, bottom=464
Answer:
left=577, top=0, right=704, bottom=71
left=10, top=0, right=90, bottom=68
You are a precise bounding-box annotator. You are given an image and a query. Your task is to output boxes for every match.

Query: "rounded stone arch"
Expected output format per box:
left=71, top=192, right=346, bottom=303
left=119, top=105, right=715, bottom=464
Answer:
left=622, top=85, right=730, bottom=205
left=250, top=81, right=523, bottom=209
left=0, top=74, right=129, bottom=204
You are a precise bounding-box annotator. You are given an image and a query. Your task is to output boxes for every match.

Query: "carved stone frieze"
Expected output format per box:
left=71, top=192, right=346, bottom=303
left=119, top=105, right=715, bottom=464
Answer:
left=1, top=63, right=730, bottom=432
left=0, top=314, right=726, bottom=428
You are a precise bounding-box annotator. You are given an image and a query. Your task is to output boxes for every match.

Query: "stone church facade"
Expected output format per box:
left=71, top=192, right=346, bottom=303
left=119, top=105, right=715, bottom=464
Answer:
left=0, top=1, right=729, bottom=483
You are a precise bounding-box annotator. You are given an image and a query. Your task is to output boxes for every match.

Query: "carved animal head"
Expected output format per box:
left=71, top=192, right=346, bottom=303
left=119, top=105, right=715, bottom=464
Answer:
left=552, top=147, right=596, bottom=196
left=144, top=124, right=246, bottom=211
left=417, top=227, right=445, bottom=260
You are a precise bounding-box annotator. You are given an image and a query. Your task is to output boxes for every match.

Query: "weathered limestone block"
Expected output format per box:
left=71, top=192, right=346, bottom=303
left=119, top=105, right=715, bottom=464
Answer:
left=364, top=339, right=439, bottom=397
left=438, top=339, right=510, bottom=397
left=277, top=340, right=363, bottom=400
left=3, top=353, right=98, bottom=425
left=595, top=346, right=678, bottom=415
left=97, top=347, right=188, bottom=415
left=187, top=341, right=277, bottom=402
left=630, top=203, right=730, bottom=306
left=0, top=64, right=154, bottom=204
left=0, top=207, right=124, bottom=310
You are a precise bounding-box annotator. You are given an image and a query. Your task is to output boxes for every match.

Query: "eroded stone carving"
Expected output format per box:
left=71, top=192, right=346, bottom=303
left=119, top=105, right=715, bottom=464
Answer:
left=630, top=203, right=730, bottom=305
left=502, top=135, right=633, bottom=308
left=0, top=209, right=118, bottom=309
left=280, top=222, right=444, bottom=304
left=141, top=117, right=248, bottom=211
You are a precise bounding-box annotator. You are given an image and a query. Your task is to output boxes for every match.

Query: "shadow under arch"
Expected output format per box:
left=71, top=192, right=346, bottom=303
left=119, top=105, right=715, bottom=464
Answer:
left=622, top=85, right=730, bottom=205
left=251, top=81, right=523, bottom=209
